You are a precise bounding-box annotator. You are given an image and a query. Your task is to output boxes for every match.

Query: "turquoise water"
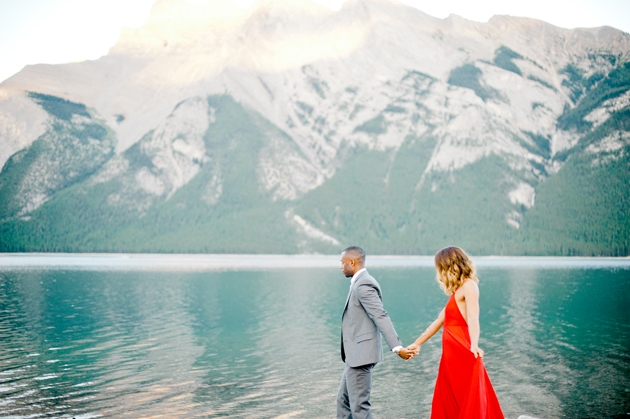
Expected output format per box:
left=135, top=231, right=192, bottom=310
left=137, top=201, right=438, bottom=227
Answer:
left=0, top=256, right=628, bottom=418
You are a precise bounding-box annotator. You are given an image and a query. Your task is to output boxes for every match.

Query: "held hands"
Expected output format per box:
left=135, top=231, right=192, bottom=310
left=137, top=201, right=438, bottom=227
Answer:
left=470, top=345, right=484, bottom=358
left=407, top=344, right=420, bottom=358
left=396, top=344, right=421, bottom=361
left=397, top=347, right=414, bottom=361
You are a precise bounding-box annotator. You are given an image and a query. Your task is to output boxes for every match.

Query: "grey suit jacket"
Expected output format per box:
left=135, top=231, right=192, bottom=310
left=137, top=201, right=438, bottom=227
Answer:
left=341, top=269, right=402, bottom=367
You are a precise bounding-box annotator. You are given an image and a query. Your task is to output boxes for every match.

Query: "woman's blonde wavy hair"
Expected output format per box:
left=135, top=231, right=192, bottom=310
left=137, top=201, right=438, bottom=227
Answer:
left=434, top=246, right=479, bottom=295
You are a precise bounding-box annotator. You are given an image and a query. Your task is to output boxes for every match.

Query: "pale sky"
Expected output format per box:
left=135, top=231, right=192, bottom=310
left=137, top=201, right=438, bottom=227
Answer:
left=1, top=0, right=629, bottom=83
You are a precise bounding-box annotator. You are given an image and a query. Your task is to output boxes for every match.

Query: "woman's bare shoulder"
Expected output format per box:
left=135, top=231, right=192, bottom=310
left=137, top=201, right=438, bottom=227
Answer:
left=461, top=279, right=479, bottom=293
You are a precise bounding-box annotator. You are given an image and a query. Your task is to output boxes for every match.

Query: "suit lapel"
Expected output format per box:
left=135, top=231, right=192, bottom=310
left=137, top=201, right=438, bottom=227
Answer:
left=343, top=287, right=352, bottom=314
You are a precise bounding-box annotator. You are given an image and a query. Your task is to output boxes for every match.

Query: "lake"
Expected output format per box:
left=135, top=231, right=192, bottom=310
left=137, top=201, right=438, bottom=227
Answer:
left=0, top=255, right=629, bottom=418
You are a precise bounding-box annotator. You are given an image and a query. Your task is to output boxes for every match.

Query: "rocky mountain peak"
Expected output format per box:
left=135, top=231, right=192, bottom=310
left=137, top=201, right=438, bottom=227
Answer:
left=250, top=0, right=333, bottom=14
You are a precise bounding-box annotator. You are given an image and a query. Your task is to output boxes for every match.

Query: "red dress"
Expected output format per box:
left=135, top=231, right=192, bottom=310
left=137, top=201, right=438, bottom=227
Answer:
left=431, top=294, right=504, bottom=419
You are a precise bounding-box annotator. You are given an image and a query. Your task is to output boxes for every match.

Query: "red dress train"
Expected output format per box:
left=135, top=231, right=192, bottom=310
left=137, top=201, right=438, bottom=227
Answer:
left=431, top=294, right=504, bottom=419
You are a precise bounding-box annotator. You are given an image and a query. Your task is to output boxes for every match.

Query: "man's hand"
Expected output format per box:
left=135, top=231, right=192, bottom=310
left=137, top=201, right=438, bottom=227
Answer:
left=397, top=347, right=415, bottom=361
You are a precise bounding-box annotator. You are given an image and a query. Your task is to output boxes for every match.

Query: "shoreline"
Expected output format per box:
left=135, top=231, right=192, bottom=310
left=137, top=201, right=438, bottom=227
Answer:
left=0, top=253, right=629, bottom=271
left=2, top=252, right=629, bottom=258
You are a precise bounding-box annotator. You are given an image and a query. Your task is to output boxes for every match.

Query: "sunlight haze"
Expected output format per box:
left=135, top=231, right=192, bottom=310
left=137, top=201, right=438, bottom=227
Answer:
left=0, top=0, right=628, bottom=83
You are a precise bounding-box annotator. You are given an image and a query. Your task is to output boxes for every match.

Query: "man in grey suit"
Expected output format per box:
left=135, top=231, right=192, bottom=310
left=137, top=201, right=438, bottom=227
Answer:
left=337, top=246, right=413, bottom=419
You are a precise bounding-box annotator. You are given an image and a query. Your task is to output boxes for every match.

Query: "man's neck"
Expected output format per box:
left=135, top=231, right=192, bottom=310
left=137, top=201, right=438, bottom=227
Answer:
left=351, top=267, right=366, bottom=283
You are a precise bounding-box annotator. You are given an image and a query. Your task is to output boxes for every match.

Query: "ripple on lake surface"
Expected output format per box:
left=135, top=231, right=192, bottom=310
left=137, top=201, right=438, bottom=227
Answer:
left=0, top=258, right=628, bottom=418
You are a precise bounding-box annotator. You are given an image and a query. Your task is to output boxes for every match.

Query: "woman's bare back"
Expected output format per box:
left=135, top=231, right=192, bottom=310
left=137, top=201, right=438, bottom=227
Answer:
left=453, top=279, right=477, bottom=323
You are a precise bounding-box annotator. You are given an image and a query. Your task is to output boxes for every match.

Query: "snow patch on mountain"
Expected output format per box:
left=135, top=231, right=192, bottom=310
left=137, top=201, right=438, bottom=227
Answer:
left=14, top=117, right=115, bottom=216
left=0, top=89, right=49, bottom=170
left=588, top=131, right=630, bottom=167
left=506, top=210, right=523, bottom=229
left=551, top=129, right=581, bottom=156
left=258, top=132, right=325, bottom=200
left=89, top=97, right=213, bottom=213
left=136, top=167, right=166, bottom=196
left=509, top=182, right=536, bottom=208
left=91, top=156, right=129, bottom=184
left=584, top=90, right=630, bottom=128
left=291, top=213, right=340, bottom=246
left=137, top=97, right=210, bottom=199
left=202, top=170, right=223, bottom=206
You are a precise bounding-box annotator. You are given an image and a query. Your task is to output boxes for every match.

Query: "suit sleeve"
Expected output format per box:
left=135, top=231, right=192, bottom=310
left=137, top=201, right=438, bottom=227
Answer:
left=356, top=283, right=403, bottom=350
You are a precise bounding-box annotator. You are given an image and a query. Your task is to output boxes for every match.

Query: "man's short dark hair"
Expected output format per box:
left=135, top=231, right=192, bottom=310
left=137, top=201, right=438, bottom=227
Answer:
left=343, top=246, right=366, bottom=263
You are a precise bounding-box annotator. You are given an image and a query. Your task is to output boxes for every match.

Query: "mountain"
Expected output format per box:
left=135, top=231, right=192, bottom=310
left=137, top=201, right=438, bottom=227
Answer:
left=1, top=0, right=629, bottom=255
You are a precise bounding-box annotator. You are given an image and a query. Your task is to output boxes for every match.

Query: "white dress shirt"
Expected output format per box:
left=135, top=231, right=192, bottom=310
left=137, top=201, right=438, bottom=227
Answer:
left=350, top=268, right=403, bottom=354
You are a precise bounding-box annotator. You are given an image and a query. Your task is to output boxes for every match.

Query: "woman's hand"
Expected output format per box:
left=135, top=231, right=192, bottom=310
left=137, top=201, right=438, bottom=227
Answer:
left=470, top=345, right=484, bottom=358
left=406, top=344, right=420, bottom=357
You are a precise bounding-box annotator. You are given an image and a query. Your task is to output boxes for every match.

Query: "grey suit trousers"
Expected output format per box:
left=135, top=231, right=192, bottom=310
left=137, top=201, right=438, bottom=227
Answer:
left=336, top=362, right=375, bottom=419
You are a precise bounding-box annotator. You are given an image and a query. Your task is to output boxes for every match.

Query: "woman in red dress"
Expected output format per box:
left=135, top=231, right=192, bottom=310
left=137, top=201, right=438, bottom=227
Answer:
left=406, top=246, right=504, bottom=419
